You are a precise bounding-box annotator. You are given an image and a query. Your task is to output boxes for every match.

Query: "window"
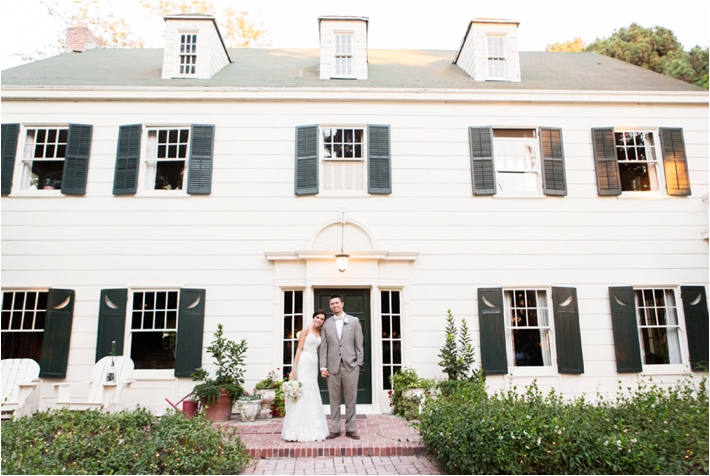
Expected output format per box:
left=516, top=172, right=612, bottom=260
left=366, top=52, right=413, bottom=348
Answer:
left=21, top=128, right=68, bottom=190
left=144, top=128, right=189, bottom=190
left=129, top=290, right=178, bottom=370
left=322, top=127, right=365, bottom=192
left=486, top=36, right=506, bottom=79
left=493, top=129, right=541, bottom=195
left=334, top=34, right=353, bottom=77
left=179, top=34, right=197, bottom=75
left=381, top=291, right=402, bottom=390
left=1, top=291, right=47, bottom=362
left=282, top=290, right=304, bottom=378
left=504, top=290, right=552, bottom=367
left=634, top=289, right=682, bottom=365
left=614, top=131, right=660, bottom=192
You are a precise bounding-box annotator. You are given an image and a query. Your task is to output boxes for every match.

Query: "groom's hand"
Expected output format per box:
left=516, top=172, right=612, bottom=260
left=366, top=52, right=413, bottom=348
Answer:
left=321, top=369, right=329, bottom=378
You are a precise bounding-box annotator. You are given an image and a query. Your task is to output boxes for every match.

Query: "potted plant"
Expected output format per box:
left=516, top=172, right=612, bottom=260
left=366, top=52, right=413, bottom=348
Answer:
left=191, top=324, right=248, bottom=421
left=237, top=390, right=262, bottom=422
left=254, top=369, right=282, bottom=419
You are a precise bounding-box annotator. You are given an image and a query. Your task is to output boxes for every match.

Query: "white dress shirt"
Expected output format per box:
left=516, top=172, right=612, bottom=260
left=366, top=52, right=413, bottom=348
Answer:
left=334, top=315, right=344, bottom=340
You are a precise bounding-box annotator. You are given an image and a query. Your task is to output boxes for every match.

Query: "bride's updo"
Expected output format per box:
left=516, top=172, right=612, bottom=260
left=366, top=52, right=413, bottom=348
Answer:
left=313, top=309, right=326, bottom=318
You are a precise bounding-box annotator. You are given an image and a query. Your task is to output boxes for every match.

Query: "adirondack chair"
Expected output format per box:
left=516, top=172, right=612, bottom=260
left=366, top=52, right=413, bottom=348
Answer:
left=54, top=356, right=134, bottom=412
left=1, top=358, right=41, bottom=419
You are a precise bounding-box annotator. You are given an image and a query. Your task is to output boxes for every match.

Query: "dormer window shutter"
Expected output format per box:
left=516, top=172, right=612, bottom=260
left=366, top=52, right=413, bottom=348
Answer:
left=113, top=124, right=142, bottom=195
left=1, top=123, right=20, bottom=195
left=187, top=124, right=214, bottom=194
left=592, top=128, right=622, bottom=196
left=659, top=128, right=691, bottom=196
left=539, top=127, right=567, bottom=196
left=469, top=127, right=496, bottom=195
left=368, top=124, right=391, bottom=194
left=61, top=123, right=93, bottom=195
left=294, top=125, right=318, bottom=195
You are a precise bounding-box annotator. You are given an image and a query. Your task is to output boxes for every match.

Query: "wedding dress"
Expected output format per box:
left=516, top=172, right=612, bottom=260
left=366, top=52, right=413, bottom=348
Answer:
left=280, top=333, right=330, bottom=442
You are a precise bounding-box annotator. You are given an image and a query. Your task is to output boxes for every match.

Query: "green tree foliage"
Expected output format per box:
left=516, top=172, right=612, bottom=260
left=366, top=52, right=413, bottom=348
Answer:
left=585, top=23, right=708, bottom=89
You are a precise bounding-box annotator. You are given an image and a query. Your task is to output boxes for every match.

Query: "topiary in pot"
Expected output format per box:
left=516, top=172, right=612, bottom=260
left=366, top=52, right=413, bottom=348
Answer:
left=191, top=324, right=248, bottom=421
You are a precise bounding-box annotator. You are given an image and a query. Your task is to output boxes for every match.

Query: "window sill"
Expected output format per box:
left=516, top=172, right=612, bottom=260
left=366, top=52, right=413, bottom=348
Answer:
left=617, top=192, right=667, bottom=200
left=639, top=364, right=690, bottom=376
left=317, top=191, right=371, bottom=199
left=507, top=366, right=558, bottom=378
left=136, top=190, right=190, bottom=198
left=493, top=193, right=545, bottom=199
left=9, top=190, right=65, bottom=198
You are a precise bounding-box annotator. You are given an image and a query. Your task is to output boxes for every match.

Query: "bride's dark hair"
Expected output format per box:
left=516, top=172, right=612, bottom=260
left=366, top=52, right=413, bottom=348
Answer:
left=313, top=309, right=326, bottom=318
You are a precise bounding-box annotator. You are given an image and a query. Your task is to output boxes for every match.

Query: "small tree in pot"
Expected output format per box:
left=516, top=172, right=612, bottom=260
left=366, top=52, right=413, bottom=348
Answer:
left=192, top=324, right=248, bottom=421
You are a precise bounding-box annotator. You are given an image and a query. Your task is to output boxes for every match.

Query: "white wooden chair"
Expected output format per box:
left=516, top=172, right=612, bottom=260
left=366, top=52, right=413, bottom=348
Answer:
left=54, top=356, right=134, bottom=412
left=1, top=358, right=41, bottom=419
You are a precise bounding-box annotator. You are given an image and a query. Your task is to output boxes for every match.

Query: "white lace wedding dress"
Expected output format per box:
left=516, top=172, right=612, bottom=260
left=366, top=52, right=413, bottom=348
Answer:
left=281, top=333, right=330, bottom=442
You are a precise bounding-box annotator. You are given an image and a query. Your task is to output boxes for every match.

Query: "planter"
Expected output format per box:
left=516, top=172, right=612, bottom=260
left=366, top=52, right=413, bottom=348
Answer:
left=403, top=387, right=428, bottom=415
left=203, top=389, right=234, bottom=421
left=239, top=399, right=262, bottom=422
left=255, top=389, right=276, bottom=419
left=182, top=400, right=198, bottom=418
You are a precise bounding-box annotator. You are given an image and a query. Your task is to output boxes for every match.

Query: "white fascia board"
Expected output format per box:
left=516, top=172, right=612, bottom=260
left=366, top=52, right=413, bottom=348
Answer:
left=2, top=86, right=708, bottom=106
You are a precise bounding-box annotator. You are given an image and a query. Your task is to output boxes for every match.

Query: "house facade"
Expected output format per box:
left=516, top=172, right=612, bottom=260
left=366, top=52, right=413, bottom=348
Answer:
left=1, top=15, right=708, bottom=415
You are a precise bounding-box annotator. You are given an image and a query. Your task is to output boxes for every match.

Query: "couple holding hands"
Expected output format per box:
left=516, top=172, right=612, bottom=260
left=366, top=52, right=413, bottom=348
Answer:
left=280, top=294, right=364, bottom=442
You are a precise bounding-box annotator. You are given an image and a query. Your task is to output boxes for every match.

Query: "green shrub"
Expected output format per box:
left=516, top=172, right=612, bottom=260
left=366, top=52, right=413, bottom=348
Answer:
left=1, top=407, right=250, bottom=475
left=388, top=367, right=435, bottom=420
left=419, top=377, right=708, bottom=475
left=437, top=309, right=477, bottom=381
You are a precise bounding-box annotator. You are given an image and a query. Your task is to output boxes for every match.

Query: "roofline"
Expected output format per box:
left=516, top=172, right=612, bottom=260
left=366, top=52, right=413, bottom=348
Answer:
left=454, top=19, right=520, bottom=65
left=164, top=14, right=232, bottom=64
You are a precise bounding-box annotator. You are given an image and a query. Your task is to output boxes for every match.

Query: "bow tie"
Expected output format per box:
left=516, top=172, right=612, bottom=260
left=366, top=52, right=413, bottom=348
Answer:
left=333, top=316, right=343, bottom=321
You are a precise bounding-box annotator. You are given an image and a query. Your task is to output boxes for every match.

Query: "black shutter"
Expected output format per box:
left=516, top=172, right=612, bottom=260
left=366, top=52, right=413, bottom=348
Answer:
left=477, top=288, right=508, bottom=375
left=174, top=288, right=206, bottom=377
left=592, top=128, right=622, bottom=196
left=368, top=124, right=392, bottom=194
left=61, top=124, right=93, bottom=195
left=95, top=289, right=128, bottom=362
left=469, top=127, right=496, bottom=195
left=539, top=127, right=567, bottom=196
left=187, top=124, right=215, bottom=194
left=681, top=286, right=709, bottom=371
left=294, top=125, right=318, bottom=195
left=38, top=289, right=75, bottom=379
left=1, top=123, right=20, bottom=195
left=659, top=128, right=691, bottom=196
left=113, top=125, right=142, bottom=195
left=608, top=287, right=642, bottom=373
left=551, top=287, right=584, bottom=374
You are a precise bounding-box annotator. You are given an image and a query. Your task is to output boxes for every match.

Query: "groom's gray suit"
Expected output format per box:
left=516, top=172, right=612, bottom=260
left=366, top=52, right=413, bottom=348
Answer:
left=319, top=312, right=364, bottom=434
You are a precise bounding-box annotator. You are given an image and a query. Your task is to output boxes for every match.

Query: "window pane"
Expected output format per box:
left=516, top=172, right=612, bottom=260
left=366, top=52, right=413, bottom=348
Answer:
left=166, top=311, right=177, bottom=329
left=35, top=311, right=46, bottom=330
left=383, top=341, right=391, bottom=364
left=156, top=292, right=166, bottom=309
left=284, top=316, right=292, bottom=339
left=13, top=293, right=25, bottom=310
left=513, top=329, right=544, bottom=366
left=382, top=315, right=390, bottom=338
left=383, top=366, right=392, bottom=390
left=392, top=292, right=400, bottom=314
left=167, top=292, right=178, bottom=309
left=155, top=311, right=166, bottom=329
left=131, top=331, right=176, bottom=369
left=142, top=311, right=154, bottom=329
left=2, top=311, right=10, bottom=330
left=392, top=315, right=400, bottom=338
left=154, top=161, right=185, bottom=190
left=393, top=341, right=402, bottom=364
left=132, top=311, right=142, bottom=329
left=58, top=129, right=68, bottom=143
left=2, top=293, right=12, bottom=311
left=381, top=291, right=390, bottom=314
left=22, top=311, right=34, bottom=330
left=284, top=291, right=293, bottom=314
left=294, top=291, right=303, bottom=314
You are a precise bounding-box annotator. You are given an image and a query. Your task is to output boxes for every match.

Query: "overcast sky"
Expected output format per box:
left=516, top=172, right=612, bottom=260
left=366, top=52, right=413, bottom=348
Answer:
left=1, top=0, right=708, bottom=71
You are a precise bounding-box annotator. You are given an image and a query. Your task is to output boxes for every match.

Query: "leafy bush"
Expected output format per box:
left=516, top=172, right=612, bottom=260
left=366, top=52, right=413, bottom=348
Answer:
left=419, top=377, right=708, bottom=475
left=388, top=367, right=435, bottom=420
left=437, top=309, right=477, bottom=381
left=192, top=323, right=248, bottom=404
left=1, top=407, right=250, bottom=475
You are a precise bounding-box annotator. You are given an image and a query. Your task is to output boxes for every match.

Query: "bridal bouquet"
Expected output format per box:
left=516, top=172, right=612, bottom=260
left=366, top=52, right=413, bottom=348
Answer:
left=282, top=380, right=303, bottom=402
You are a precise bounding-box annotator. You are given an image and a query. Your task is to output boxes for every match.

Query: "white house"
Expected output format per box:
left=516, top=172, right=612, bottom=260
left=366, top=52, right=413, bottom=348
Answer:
left=1, top=15, right=708, bottom=415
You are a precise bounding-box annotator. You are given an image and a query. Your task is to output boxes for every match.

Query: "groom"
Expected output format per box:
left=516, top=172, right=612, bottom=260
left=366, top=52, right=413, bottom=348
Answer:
left=319, top=294, right=364, bottom=440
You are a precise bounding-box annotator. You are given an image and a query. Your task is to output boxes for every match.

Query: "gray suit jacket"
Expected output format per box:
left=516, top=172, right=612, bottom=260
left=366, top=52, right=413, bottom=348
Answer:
left=319, top=313, right=364, bottom=374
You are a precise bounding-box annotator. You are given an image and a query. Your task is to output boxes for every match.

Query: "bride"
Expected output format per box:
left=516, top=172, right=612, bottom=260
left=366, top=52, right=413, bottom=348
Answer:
left=281, top=309, right=330, bottom=442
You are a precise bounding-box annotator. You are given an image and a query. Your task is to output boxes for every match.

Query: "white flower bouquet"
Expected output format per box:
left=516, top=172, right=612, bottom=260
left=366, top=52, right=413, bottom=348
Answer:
left=282, top=380, right=303, bottom=402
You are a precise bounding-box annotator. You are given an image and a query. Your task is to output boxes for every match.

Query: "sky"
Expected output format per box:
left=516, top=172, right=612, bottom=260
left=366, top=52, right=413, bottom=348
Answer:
left=1, top=0, right=709, bottom=71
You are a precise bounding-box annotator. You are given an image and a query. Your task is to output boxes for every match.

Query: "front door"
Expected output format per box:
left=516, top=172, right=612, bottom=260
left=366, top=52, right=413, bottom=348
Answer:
left=314, top=288, right=372, bottom=404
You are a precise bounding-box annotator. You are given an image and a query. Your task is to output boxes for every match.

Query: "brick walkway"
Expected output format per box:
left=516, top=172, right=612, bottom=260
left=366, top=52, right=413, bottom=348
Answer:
left=241, top=455, right=441, bottom=475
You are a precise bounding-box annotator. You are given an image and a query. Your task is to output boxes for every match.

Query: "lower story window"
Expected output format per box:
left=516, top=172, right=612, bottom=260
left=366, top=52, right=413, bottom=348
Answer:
left=22, top=128, right=68, bottom=190
left=635, top=288, right=681, bottom=365
left=1, top=290, right=47, bottom=361
left=282, top=290, right=303, bottom=378
left=504, top=289, right=552, bottom=367
left=382, top=290, right=402, bottom=390
left=130, top=290, right=178, bottom=369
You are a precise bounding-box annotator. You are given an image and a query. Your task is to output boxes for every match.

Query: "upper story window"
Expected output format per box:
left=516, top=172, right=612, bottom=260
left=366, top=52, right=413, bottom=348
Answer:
left=634, top=288, right=682, bottom=365
left=486, top=36, right=507, bottom=79
left=22, top=128, right=68, bottom=190
left=144, top=128, right=190, bottom=191
left=179, top=34, right=197, bottom=75
left=322, top=127, right=365, bottom=193
left=493, top=129, right=541, bottom=196
left=504, top=289, right=553, bottom=367
left=334, top=34, right=353, bottom=77
left=614, top=131, right=660, bottom=192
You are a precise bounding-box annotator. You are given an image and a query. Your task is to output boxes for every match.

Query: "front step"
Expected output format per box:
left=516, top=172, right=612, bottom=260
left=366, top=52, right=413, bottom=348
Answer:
left=219, top=414, right=427, bottom=459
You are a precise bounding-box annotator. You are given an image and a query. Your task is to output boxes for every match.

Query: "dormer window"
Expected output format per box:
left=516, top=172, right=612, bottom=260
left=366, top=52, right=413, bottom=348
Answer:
left=334, top=34, right=353, bottom=76
left=179, top=34, right=197, bottom=75
left=486, top=36, right=507, bottom=79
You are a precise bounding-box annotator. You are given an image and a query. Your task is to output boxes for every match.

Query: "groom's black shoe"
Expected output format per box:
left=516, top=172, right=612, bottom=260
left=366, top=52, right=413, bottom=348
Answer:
left=326, top=432, right=340, bottom=439
left=346, top=432, right=361, bottom=440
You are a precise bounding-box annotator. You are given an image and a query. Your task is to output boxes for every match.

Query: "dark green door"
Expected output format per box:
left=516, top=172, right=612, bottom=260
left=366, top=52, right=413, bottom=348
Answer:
left=314, top=288, right=372, bottom=405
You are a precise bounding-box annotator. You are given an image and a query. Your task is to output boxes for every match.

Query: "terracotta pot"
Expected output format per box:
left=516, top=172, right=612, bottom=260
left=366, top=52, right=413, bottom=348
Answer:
left=203, top=389, right=233, bottom=421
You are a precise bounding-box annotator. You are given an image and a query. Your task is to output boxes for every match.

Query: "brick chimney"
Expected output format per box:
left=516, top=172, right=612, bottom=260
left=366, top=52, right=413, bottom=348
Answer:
left=64, top=23, right=103, bottom=53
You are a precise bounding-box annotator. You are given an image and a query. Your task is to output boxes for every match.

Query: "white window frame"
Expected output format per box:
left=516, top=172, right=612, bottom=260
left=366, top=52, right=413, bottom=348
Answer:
left=613, top=129, right=666, bottom=197
left=318, top=125, right=368, bottom=197
left=12, top=125, right=69, bottom=197
left=485, top=35, right=508, bottom=80
left=503, top=288, right=557, bottom=376
left=493, top=128, right=543, bottom=197
left=177, top=32, right=198, bottom=77
left=381, top=290, right=402, bottom=390
left=125, top=288, right=180, bottom=375
left=332, top=32, right=354, bottom=78
left=137, top=126, right=190, bottom=197
left=282, top=289, right=305, bottom=379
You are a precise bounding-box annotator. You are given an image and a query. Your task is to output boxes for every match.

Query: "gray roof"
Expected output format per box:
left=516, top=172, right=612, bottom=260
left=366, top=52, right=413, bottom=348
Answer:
left=1, top=48, right=703, bottom=91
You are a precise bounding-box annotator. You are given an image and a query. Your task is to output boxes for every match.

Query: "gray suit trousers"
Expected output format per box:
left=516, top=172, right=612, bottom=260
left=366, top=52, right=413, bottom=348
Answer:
left=326, top=363, right=359, bottom=433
